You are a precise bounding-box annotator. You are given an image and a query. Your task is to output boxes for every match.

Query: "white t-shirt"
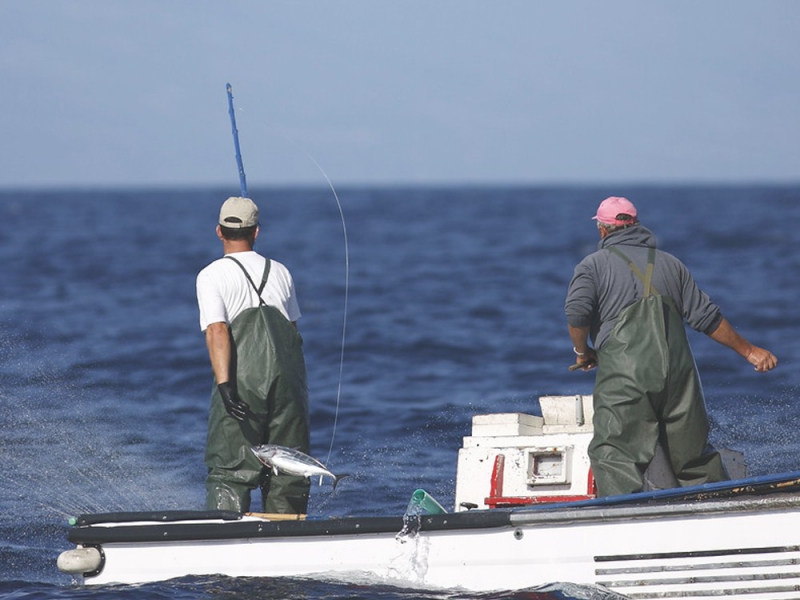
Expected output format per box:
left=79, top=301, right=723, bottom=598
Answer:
left=196, top=251, right=301, bottom=332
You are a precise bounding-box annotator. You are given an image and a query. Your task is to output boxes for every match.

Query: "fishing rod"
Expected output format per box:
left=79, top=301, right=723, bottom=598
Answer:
left=223, top=83, right=349, bottom=467
left=226, top=83, right=248, bottom=197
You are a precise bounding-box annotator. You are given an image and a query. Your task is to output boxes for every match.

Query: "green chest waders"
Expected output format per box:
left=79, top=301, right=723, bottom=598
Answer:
left=205, top=257, right=311, bottom=514
left=589, top=248, right=728, bottom=497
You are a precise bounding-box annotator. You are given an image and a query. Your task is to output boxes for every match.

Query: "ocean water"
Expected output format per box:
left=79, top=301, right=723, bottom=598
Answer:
left=1, top=185, right=798, bottom=598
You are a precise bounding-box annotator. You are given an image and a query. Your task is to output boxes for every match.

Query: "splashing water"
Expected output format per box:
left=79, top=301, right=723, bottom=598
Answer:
left=0, top=329, right=205, bottom=584
left=396, top=502, right=424, bottom=542
left=396, top=489, right=447, bottom=542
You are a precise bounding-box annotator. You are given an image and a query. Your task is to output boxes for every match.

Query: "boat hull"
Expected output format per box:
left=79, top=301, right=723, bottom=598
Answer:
left=61, top=493, right=800, bottom=599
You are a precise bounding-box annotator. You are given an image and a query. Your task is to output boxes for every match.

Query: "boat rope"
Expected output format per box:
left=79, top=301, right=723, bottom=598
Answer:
left=224, top=83, right=348, bottom=468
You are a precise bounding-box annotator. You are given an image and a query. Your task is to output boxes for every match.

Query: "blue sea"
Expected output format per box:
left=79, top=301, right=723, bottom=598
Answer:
left=1, top=186, right=799, bottom=599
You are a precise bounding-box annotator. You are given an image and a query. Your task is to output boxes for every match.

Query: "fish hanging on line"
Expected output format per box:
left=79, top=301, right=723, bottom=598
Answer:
left=252, top=444, right=349, bottom=490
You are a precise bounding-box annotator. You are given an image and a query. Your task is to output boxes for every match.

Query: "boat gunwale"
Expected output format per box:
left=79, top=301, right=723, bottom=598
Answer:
left=67, top=492, right=800, bottom=546
left=66, top=510, right=513, bottom=545
left=510, top=493, right=800, bottom=526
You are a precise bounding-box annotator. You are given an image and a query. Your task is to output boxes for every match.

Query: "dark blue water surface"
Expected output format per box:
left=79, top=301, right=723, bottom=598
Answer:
left=1, top=186, right=798, bottom=598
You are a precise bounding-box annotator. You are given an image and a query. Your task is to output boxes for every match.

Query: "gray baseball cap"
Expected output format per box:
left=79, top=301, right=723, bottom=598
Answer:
left=219, top=197, right=259, bottom=228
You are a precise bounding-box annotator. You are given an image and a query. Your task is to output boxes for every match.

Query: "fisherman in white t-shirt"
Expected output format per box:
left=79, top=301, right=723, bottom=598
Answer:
left=196, top=196, right=310, bottom=514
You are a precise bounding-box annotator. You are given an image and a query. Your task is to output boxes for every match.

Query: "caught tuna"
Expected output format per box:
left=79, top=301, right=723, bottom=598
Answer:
left=252, top=444, right=349, bottom=490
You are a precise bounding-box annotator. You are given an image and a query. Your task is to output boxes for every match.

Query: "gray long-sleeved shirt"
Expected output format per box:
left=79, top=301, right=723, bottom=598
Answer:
left=565, top=225, right=723, bottom=350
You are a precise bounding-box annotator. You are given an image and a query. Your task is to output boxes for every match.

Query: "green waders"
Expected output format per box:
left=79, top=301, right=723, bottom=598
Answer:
left=589, top=248, right=728, bottom=497
left=205, top=258, right=311, bottom=514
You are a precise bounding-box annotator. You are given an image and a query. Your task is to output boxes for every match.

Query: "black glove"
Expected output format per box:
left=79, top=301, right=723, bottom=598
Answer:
left=217, top=382, right=250, bottom=422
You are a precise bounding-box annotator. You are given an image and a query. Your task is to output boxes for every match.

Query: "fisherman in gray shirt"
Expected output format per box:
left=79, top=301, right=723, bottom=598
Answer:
left=565, top=196, right=777, bottom=497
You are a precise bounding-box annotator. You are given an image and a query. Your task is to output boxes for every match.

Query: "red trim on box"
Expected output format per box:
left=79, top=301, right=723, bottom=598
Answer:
left=484, top=460, right=597, bottom=509
left=587, top=467, right=596, bottom=495
left=486, top=495, right=594, bottom=508
left=489, top=454, right=505, bottom=498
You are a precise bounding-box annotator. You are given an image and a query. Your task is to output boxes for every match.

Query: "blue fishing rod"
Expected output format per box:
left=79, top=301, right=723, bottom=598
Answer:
left=226, top=83, right=248, bottom=197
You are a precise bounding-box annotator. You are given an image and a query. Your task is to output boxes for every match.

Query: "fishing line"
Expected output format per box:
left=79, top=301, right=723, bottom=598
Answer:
left=224, top=84, right=349, bottom=468
left=300, top=149, right=349, bottom=467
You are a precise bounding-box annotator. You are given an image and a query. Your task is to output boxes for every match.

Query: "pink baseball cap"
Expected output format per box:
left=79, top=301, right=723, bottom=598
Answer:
left=593, top=196, right=638, bottom=226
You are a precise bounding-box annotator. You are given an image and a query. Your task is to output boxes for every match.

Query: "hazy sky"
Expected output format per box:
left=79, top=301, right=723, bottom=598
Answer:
left=2, top=1, right=799, bottom=188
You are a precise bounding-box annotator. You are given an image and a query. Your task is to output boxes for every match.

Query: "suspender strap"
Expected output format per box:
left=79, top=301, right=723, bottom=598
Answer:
left=643, top=248, right=656, bottom=298
left=225, top=256, right=271, bottom=307
left=607, top=247, right=659, bottom=297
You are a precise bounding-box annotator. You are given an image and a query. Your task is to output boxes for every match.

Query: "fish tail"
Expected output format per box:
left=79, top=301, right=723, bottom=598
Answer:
left=332, top=473, right=350, bottom=491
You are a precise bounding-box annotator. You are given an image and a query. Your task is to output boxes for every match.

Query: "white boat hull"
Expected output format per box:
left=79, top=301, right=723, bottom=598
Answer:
left=61, top=492, right=800, bottom=599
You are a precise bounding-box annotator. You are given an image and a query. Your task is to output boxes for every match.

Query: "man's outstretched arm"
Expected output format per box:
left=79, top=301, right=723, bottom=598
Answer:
left=707, top=318, right=778, bottom=373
